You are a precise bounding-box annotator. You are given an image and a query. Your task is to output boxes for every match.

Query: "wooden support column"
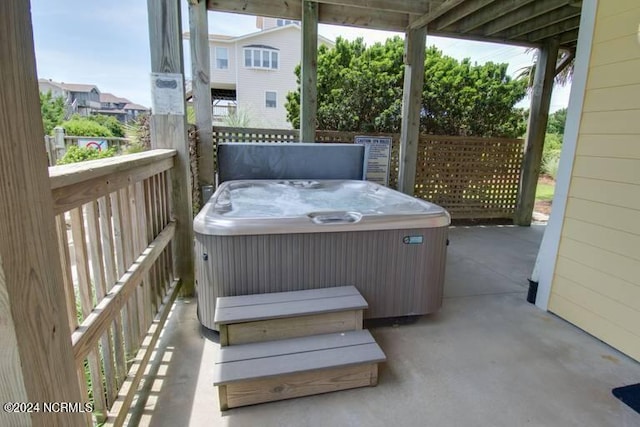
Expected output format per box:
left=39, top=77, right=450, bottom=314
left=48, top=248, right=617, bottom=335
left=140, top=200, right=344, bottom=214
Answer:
left=0, top=1, right=84, bottom=426
left=188, top=0, right=214, bottom=198
left=515, top=39, right=560, bottom=226
left=398, top=24, right=427, bottom=195
left=147, top=0, right=195, bottom=295
left=300, top=1, right=318, bottom=142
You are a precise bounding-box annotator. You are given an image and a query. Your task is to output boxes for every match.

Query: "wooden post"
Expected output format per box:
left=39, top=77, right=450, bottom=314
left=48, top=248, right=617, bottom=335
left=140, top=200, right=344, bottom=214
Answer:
left=147, top=0, right=195, bottom=296
left=0, top=1, right=85, bottom=425
left=300, top=1, right=318, bottom=142
left=398, top=24, right=427, bottom=195
left=515, top=39, right=559, bottom=226
left=188, top=0, right=214, bottom=199
left=53, top=126, right=66, bottom=161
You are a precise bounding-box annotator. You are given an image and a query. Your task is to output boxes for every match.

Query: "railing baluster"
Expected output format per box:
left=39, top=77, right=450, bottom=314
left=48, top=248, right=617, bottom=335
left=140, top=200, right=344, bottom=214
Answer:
left=86, top=200, right=118, bottom=407
left=55, top=214, right=78, bottom=334
left=162, top=171, right=175, bottom=289
left=98, top=196, right=127, bottom=392
left=70, top=206, right=107, bottom=421
left=157, top=172, right=169, bottom=298
left=134, top=182, right=152, bottom=334
left=143, top=178, right=159, bottom=317
left=118, top=187, right=139, bottom=364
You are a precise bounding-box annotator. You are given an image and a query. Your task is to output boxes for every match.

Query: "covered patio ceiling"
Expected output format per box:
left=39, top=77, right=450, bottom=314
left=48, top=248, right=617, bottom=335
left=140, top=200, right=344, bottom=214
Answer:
left=207, top=0, right=583, bottom=51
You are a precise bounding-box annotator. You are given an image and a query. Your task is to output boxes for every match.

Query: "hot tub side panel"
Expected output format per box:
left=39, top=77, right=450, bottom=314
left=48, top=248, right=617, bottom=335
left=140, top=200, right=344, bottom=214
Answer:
left=195, top=227, right=448, bottom=329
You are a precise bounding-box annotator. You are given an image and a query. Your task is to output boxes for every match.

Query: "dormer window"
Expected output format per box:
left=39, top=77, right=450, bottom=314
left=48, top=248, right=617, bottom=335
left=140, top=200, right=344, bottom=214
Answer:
left=243, top=45, right=279, bottom=70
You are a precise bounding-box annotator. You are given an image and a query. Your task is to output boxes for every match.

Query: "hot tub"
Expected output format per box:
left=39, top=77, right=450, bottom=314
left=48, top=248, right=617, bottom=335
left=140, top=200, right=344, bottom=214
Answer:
left=194, top=179, right=450, bottom=329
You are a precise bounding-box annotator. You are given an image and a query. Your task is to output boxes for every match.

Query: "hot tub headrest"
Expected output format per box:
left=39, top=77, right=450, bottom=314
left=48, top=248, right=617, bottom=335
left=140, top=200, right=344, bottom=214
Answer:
left=217, top=142, right=364, bottom=183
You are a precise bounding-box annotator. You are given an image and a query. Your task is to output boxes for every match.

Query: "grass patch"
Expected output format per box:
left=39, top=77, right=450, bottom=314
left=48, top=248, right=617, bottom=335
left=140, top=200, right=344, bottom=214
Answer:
left=536, top=183, right=555, bottom=201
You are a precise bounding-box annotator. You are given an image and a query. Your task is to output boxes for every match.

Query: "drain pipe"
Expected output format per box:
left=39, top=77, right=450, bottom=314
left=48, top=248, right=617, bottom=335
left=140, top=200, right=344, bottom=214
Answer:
left=527, top=252, right=541, bottom=304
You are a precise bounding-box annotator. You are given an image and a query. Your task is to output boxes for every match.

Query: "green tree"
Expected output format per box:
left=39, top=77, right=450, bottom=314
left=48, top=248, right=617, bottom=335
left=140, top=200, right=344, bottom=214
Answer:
left=546, top=108, right=567, bottom=136
left=421, top=48, right=527, bottom=137
left=516, top=49, right=574, bottom=93
left=286, top=37, right=527, bottom=137
left=40, top=91, right=66, bottom=135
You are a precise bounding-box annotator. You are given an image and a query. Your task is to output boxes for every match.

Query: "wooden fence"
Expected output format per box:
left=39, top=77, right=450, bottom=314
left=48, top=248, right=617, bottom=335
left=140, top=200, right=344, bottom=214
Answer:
left=211, top=127, right=524, bottom=219
left=48, top=149, right=179, bottom=425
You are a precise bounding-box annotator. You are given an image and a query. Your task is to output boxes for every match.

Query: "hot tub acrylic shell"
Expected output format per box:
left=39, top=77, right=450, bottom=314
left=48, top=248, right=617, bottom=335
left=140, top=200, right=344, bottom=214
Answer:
left=194, top=180, right=450, bottom=329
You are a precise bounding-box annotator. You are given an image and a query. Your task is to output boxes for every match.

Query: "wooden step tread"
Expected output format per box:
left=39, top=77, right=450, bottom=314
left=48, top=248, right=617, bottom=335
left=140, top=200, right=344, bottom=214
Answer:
left=214, top=286, right=367, bottom=325
left=214, top=330, right=385, bottom=385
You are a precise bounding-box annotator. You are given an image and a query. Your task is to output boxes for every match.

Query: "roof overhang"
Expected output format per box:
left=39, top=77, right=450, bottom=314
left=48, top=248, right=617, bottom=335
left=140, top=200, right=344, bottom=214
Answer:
left=207, top=0, right=582, bottom=51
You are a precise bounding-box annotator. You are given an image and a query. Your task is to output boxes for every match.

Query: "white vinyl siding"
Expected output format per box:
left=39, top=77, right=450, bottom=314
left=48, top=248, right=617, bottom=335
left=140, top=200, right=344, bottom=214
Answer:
left=223, top=26, right=332, bottom=129
left=265, top=91, right=277, bottom=108
left=209, top=42, right=235, bottom=85
left=215, top=47, right=228, bottom=69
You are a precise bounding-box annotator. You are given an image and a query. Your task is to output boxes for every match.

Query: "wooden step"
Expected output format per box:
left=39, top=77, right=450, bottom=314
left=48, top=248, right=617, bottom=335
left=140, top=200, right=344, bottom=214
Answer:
left=214, top=286, right=368, bottom=346
left=214, top=329, right=386, bottom=410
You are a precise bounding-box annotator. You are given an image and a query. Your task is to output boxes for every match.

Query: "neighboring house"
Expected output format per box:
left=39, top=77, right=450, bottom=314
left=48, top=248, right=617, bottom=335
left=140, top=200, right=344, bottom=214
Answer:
left=38, top=79, right=101, bottom=117
left=536, top=0, right=640, bottom=362
left=38, top=79, right=149, bottom=123
left=96, top=93, right=150, bottom=123
left=185, top=17, right=333, bottom=129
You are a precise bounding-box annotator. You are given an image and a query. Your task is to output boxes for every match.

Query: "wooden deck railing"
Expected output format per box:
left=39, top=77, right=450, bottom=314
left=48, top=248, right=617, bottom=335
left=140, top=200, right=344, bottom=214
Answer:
left=49, top=149, right=180, bottom=425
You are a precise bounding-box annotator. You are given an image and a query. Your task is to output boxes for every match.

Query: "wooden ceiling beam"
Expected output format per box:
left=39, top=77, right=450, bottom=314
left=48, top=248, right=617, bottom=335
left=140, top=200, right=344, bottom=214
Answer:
left=489, top=5, right=581, bottom=38
left=480, top=0, right=566, bottom=36
left=313, top=0, right=432, bottom=16
left=319, top=3, right=409, bottom=31
left=426, top=29, right=540, bottom=48
left=408, top=0, right=466, bottom=29
left=207, top=0, right=301, bottom=20
left=555, top=49, right=575, bottom=77
left=206, top=0, right=581, bottom=46
left=431, top=0, right=494, bottom=31
left=525, top=16, right=581, bottom=42
left=448, top=0, right=536, bottom=33
left=207, top=0, right=409, bottom=31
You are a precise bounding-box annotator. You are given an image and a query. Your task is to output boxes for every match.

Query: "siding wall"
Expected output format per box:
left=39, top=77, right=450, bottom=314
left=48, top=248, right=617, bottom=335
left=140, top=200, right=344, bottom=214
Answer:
left=209, top=41, right=236, bottom=86
left=548, top=0, right=640, bottom=361
left=235, top=26, right=301, bottom=129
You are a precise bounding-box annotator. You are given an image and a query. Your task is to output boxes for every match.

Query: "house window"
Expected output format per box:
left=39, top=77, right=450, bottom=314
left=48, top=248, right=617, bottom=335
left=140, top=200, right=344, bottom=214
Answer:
left=243, top=48, right=279, bottom=70
left=215, top=47, right=228, bottom=69
left=265, top=91, right=277, bottom=108
left=277, top=19, right=298, bottom=26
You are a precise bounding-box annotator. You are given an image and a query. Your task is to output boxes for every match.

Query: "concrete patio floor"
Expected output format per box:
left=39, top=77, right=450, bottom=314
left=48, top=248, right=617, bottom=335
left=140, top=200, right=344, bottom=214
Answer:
left=128, top=225, right=640, bottom=426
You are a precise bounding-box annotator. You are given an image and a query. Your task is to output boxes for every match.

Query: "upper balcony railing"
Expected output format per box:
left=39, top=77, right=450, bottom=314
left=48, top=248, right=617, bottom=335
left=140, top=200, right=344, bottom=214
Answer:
left=212, top=104, right=237, bottom=122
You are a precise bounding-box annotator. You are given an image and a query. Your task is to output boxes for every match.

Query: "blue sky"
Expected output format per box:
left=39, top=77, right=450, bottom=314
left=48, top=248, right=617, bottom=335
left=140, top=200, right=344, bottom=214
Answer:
left=30, top=0, right=571, bottom=111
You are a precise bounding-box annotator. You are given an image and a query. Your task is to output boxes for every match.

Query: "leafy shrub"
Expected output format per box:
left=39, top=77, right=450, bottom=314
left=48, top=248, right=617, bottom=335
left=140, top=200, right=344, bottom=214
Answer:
left=542, top=150, right=561, bottom=179
left=57, top=145, right=117, bottom=165
left=123, top=141, right=146, bottom=154
left=544, top=132, right=562, bottom=151
left=89, top=114, right=125, bottom=137
left=541, top=133, right=562, bottom=178
left=61, top=117, right=113, bottom=137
